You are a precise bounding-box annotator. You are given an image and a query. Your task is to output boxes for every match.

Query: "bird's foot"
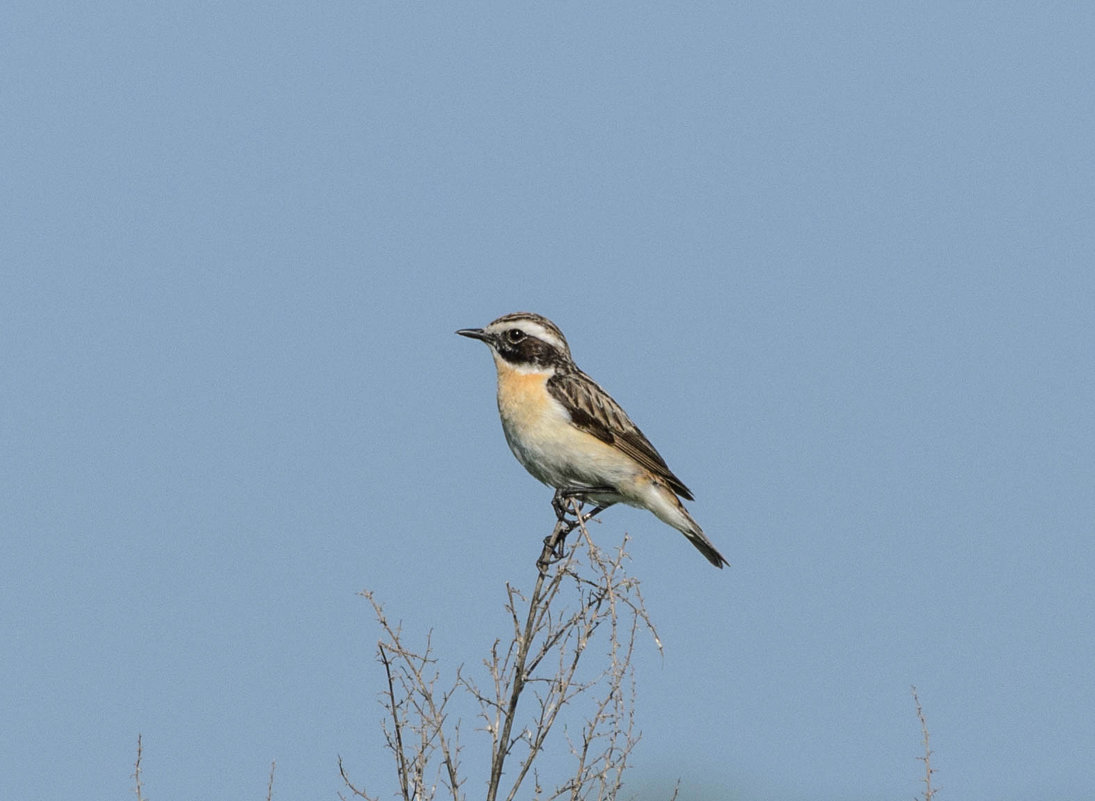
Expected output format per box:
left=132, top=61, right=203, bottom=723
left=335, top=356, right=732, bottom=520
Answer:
left=551, top=488, right=579, bottom=522
left=540, top=488, right=617, bottom=572
left=552, top=486, right=614, bottom=519
left=537, top=531, right=568, bottom=571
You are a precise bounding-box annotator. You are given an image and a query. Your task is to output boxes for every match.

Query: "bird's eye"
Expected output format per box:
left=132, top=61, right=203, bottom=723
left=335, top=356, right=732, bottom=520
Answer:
left=506, top=329, right=525, bottom=344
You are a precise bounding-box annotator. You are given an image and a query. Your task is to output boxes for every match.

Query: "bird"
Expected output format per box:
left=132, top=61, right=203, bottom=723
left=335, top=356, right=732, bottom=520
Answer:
left=456, top=312, right=728, bottom=568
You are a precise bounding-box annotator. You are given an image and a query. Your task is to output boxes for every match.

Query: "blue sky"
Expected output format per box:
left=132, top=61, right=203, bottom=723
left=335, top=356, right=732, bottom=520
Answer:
left=2, top=3, right=1093, bottom=800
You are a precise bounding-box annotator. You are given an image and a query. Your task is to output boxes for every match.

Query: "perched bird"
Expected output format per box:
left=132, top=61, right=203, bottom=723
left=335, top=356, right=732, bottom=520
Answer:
left=457, top=312, right=728, bottom=568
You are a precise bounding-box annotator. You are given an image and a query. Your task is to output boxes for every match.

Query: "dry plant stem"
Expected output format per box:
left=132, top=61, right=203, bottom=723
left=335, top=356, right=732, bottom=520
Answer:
left=132, top=734, right=146, bottom=801
left=265, top=761, right=277, bottom=801
left=379, top=643, right=411, bottom=800
left=341, top=595, right=464, bottom=801
left=338, top=755, right=378, bottom=801
left=487, top=507, right=575, bottom=801
left=552, top=532, right=652, bottom=801
left=912, top=685, right=936, bottom=801
left=344, top=495, right=657, bottom=801
left=483, top=495, right=654, bottom=801
left=409, top=637, right=462, bottom=797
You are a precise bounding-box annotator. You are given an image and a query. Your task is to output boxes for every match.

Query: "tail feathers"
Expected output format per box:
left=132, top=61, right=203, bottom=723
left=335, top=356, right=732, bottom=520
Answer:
left=642, top=479, right=729, bottom=568
left=685, top=527, right=729, bottom=569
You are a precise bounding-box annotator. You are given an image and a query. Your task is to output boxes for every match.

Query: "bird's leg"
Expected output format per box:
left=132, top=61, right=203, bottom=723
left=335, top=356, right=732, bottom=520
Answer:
left=553, top=486, right=616, bottom=517
left=543, top=488, right=617, bottom=566
left=546, top=489, right=583, bottom=562
left=551, top=487, right=577, bottom=522
left=576, top=501, right=614, bottom=525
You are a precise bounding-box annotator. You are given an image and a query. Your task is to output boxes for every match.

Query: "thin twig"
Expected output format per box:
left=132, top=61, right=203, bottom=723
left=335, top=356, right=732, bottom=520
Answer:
left=338, top=754, right=379, bottom=800
left=352, top=592, right=464, bottom=801
left=487, top=514, right=569, bottom=801
left=265, top=760, right=276, bottom=801
left=132, top=734, right=146, bottom=801
left=490, top=497, right=657, bottom=801
left=912, top=685, right=937, bottom=801
left=347, top=496, right=654, bottom=801
left=379, top=643, right=412, bottom=800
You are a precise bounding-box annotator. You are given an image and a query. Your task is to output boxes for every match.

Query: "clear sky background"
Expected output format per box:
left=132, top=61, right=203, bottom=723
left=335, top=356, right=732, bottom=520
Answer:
left=2, top=4, right=1093, bottom=800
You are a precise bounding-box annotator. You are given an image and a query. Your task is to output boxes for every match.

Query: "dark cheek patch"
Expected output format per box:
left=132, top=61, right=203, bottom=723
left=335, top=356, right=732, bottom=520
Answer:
left=525, top=340, right=552, bottom=364
left=496, top=339, right=557, bottom=368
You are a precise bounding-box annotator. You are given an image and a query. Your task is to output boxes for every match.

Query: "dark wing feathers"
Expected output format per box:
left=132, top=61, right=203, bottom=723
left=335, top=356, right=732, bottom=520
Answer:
left=547, top=370, right=695, bottom=501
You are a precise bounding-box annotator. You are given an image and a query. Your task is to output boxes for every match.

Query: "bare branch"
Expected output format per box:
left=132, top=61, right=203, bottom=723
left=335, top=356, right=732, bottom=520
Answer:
left=911, top=685, right=938, bottom=801
left=338, top=754, right=380, bottom=801
left=378, top=642, right=412, bottom=799
left=349, top=497, right=657, bottom=801
left=132, top=734, right=146, bottom=801
left=265, top=760, right=276, bottom=801
left=342, top=593, right=465, bottom=801
left=487, top=499, right=657, bottom=801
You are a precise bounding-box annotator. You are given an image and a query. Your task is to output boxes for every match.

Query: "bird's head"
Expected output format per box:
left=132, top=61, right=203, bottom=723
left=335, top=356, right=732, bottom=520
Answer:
left=457, top=312, right=572, bottom=370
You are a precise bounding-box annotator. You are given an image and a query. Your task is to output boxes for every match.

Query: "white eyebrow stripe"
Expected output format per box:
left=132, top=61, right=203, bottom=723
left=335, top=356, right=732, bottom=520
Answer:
left=486, top=320, right=569, bottom=356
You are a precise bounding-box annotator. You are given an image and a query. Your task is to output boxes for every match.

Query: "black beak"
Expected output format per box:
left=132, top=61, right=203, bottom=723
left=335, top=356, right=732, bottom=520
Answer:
left=456, top=328, right=492, bottom=343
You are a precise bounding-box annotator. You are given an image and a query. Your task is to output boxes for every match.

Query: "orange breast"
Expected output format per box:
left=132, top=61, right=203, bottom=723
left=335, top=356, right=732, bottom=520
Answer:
left=494, top=361, right=555, bottom=428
